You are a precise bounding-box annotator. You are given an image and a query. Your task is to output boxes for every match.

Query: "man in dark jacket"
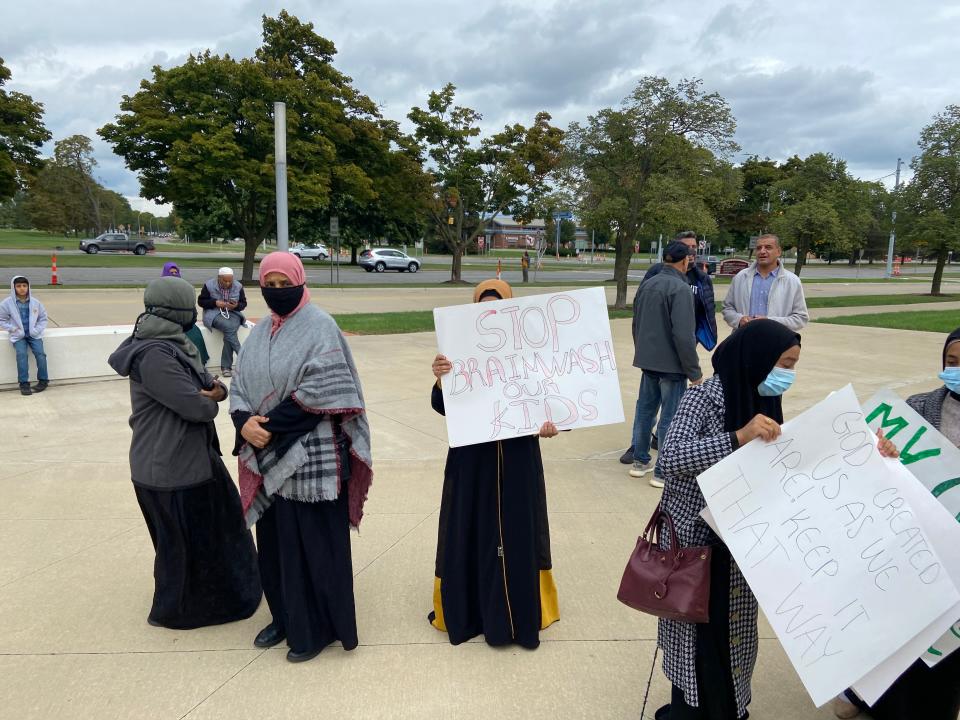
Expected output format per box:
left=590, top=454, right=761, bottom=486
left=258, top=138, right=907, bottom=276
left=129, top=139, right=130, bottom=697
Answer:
left=621, top=231, right=715, bottom=465
left=628, top=241, right=703, bottom=487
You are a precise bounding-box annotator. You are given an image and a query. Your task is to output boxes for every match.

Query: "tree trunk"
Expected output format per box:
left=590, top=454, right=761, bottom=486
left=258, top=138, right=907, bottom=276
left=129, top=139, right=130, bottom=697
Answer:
left=793, top=238, right=807, bottom=275
left=242, top=237, right=260, bottom=284
left=612, top=236, right=633, bottom=309
left=930, top=247, right=949, bottom=296
left=450, top=245, right=463, bottom=282
left=351, top=245, right=358, bottom=265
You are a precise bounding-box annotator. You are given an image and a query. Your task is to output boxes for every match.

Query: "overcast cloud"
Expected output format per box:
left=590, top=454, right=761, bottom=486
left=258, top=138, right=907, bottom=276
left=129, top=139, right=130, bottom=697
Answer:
left=2, top=0, right=957, bottom=213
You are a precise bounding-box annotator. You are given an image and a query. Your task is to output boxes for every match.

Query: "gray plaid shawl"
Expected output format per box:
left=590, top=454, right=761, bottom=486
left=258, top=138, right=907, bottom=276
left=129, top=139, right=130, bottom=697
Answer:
left=231, top=304, right=373, bottom=527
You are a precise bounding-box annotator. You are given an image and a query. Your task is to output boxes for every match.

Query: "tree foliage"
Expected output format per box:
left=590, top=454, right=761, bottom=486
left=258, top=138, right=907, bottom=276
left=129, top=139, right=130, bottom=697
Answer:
left=100, top=11, right=417, bottom=280
left=408, top=83, right=564, bottom=282
left=900, top=105, right=960, bottom=295
left=0, top=58, right=51, bottom=201
left=564, top=77, right=740, bottom=307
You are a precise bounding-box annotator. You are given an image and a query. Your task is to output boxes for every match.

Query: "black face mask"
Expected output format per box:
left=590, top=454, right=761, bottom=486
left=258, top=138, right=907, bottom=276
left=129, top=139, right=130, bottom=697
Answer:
left=261, top=285, right=304, bottom=316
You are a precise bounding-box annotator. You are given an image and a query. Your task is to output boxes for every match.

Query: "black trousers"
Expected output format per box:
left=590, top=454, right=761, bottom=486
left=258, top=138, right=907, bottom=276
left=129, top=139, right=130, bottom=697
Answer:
left=256, top=491, right=358, bottom=654
left=661, top=547, right=747, bottom=720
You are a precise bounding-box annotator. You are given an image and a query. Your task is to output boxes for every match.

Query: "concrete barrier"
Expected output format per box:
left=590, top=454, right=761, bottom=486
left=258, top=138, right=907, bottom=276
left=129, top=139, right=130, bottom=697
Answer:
left=0, top=324, right=252, bottom=389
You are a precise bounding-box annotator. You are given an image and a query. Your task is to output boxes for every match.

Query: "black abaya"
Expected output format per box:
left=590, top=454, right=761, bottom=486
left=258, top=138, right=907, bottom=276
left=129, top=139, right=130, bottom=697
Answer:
left=134, top=460, right=261, bottom=629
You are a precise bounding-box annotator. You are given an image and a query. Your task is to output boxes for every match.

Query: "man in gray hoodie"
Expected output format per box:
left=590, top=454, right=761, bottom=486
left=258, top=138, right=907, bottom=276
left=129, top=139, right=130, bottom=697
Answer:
left=629, top=242, right=703, bottom=487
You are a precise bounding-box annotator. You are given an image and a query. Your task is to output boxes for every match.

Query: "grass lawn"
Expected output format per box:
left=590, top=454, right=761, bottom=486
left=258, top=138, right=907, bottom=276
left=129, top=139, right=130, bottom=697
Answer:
left=0, top=253, right=228, bottom=268
left=0, top=229, right=246, bottom=254
left=805, top=293, right=959, bottom=308
left=817, top=310, right=960, bottom=333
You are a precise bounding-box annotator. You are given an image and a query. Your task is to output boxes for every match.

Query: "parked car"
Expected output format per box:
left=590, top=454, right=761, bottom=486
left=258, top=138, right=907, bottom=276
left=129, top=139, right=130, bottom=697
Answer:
left=359, top=248, right=421, bottom=273
left=79, top=232, right=154, bottom=255
left=698, top=255, right=719, bottom=274
left=290, top=242, right=329, bottom=261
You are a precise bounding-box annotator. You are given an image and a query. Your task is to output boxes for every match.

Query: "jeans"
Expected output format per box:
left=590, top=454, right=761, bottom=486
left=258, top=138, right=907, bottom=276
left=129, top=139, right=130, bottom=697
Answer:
left=631, top=371, right=686, bottom=477
left=210, top=313, right=243, bottom=370
left=13, top=336, right=49, bottom=385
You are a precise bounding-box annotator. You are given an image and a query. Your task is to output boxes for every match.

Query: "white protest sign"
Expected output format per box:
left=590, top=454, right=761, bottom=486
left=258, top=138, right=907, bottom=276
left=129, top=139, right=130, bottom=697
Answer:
left=433, top=287, right=624, bottom=447
left=696, top=385, right=960, bottom=708
left=862, top=388, right=960, bottom=667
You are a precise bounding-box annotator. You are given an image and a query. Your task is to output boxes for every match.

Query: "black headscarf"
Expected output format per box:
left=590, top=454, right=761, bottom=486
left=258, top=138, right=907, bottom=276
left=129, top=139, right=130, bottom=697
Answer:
left=711, top=319, right=801, bottom=432
left=943, top=327, right=960, bottom=369
left=944, top=327, right=960, bottom=401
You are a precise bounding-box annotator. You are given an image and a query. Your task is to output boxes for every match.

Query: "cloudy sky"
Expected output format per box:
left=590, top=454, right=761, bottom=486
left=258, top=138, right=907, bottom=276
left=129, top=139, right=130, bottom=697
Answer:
left=3, top=0, right=957, bottom=214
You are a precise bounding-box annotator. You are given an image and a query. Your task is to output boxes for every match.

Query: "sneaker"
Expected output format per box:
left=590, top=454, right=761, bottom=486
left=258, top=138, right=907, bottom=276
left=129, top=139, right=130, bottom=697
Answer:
left=33, top=380, right=48, bottom=393
left=831, top=695, right=861, bottom=719
left=629, top=461, right=653, bottom=478
left=19, top=383, right=32, bottom=396
left=221, top=369, right=232, bottom=378
left=619, top=446, right=635, bottom=464
left=649, top=476, right=665, bottom=489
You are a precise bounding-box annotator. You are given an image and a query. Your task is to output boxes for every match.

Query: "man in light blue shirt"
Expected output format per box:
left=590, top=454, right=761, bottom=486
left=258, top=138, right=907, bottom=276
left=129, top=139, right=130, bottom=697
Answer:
left=721, top=234, right=809, bottom=331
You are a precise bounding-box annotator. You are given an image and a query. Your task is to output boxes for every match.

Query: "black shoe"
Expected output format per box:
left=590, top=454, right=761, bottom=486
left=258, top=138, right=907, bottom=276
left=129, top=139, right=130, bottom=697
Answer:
left=19, top=383, right=31, bottom=396
left=253, top=622, right=286, bottom=649
left=33, top=380, right=48, bottom=393
left=619, top=446, right=634, bottom=464
left=654, top=704, right=671, bottom=720
left=147, top=616, right=164, bottom=628
left=286, top=647, right=321, bottom=663
left=650, top=433, right=658, bottom=451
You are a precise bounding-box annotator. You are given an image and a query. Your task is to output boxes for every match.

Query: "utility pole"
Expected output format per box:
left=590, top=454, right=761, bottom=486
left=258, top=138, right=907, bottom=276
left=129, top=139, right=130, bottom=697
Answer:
left=274, top=102, right=289, bottom=252
left=884, top=158, right=903, bottom=279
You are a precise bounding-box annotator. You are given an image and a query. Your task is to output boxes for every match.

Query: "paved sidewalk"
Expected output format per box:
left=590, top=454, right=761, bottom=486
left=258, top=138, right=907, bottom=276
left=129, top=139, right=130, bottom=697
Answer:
left=0, top=313, right=948, bottom=718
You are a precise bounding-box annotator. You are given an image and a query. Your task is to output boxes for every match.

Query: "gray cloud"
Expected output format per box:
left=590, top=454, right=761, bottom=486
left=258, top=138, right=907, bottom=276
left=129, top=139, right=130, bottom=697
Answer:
left=3, top=0, right=954, bottom=208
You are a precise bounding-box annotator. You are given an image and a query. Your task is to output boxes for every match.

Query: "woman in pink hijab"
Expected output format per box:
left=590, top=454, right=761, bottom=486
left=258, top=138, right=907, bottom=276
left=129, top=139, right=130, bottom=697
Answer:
left=230, top=251, right=374, bottom=663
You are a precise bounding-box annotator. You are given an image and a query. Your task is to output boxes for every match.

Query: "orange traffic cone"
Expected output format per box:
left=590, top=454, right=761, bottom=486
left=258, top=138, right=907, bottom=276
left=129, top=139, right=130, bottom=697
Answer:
left=51, top=253, right=59, bottom=285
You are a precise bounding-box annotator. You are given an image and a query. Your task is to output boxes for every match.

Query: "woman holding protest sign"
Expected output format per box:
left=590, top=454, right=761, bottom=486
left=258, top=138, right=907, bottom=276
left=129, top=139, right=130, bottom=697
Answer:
left=428, top=278, right=561, bottom=650
left=652, top=319, right=899, bottom=720
left=230, top=252, right=373, bottom=664
left=833, top=327, right=960, bottom=720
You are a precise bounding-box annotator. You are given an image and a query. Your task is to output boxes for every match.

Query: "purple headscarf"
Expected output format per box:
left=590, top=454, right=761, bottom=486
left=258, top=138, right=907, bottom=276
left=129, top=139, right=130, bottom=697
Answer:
left=161, top=262, right=181, bottom=277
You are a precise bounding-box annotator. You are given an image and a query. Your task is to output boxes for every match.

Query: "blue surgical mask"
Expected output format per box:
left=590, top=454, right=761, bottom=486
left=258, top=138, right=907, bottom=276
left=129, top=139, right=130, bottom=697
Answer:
left=940, top=367, right=960, bottom=393
left=758, top=367, right=796, bottom=397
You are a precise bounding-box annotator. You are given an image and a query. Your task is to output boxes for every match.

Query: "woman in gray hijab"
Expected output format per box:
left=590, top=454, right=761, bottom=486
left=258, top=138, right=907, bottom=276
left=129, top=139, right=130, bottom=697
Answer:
left=108, top=276, right=261, bottom=629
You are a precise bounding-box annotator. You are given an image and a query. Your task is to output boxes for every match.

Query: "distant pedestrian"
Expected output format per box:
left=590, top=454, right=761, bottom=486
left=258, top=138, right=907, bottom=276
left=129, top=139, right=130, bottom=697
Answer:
left=721, top=234, right=808, bottom=331
left=629, top=242, right=703, bottom=488
left=198, top=267, right=247, bottom=377
left=161, top=262, right=209, bottom=366
left=522, top=250, right=531, bottom=283
left=0, top=275, right=49, bottom=396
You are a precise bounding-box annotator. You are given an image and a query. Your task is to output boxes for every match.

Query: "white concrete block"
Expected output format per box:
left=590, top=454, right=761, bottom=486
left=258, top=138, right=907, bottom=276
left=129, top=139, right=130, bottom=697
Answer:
left=0, top=324, right=252, bottom=389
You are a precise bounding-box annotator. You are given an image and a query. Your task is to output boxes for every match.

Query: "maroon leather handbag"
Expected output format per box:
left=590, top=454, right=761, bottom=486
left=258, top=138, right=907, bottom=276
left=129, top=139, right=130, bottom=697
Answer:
left=617, top=504, right=712, bottom=623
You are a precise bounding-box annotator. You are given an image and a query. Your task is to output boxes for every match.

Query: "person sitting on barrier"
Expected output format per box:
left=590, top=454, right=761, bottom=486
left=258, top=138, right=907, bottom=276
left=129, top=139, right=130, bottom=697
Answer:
left=198, top=267, right=247, bottom=377
left=161, top=262, right=209, bottom=367
left=831, top=326, right=960, bottom=720
left=0, top=275, right=49, bottom=396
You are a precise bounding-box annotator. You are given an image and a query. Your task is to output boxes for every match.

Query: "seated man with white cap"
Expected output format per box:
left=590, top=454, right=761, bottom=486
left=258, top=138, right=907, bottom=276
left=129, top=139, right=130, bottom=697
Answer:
left=198, top=267, right=247, bottom=377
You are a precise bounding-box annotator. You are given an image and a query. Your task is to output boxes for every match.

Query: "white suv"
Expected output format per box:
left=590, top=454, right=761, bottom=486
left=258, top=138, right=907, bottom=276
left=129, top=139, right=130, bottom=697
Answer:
left=290, top=243, right=329, bottom=261
left=359, top=248, right=421, bottom=273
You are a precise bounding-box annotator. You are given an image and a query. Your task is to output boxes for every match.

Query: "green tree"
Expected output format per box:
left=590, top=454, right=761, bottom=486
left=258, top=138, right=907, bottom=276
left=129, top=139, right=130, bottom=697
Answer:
left=408, top=83, right=564, bottom=283
left=0, top=58, right=51, bottom=201
left=900, top=105, right=960, bottom=295
left=720, top=156, right=785, bottom=249
left=100, top=12, right=394, bottom=282
left=564, top=77, right=740, bottom=307
left=770, top=153, right=868, bottom=274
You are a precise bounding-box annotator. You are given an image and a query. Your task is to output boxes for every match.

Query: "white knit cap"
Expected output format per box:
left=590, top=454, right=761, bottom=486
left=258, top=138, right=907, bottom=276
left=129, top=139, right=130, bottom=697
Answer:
left=218, top=267, right=233, bottom=276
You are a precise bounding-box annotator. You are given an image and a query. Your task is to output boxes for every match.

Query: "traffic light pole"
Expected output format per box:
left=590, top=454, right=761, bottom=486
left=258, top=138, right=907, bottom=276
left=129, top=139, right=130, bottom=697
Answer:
left=884, top=158, right=903, bottom=279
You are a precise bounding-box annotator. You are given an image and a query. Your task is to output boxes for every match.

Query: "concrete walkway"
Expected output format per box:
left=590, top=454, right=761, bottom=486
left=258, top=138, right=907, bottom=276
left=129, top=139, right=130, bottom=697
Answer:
left=0, top=304, right=949, bottom=718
